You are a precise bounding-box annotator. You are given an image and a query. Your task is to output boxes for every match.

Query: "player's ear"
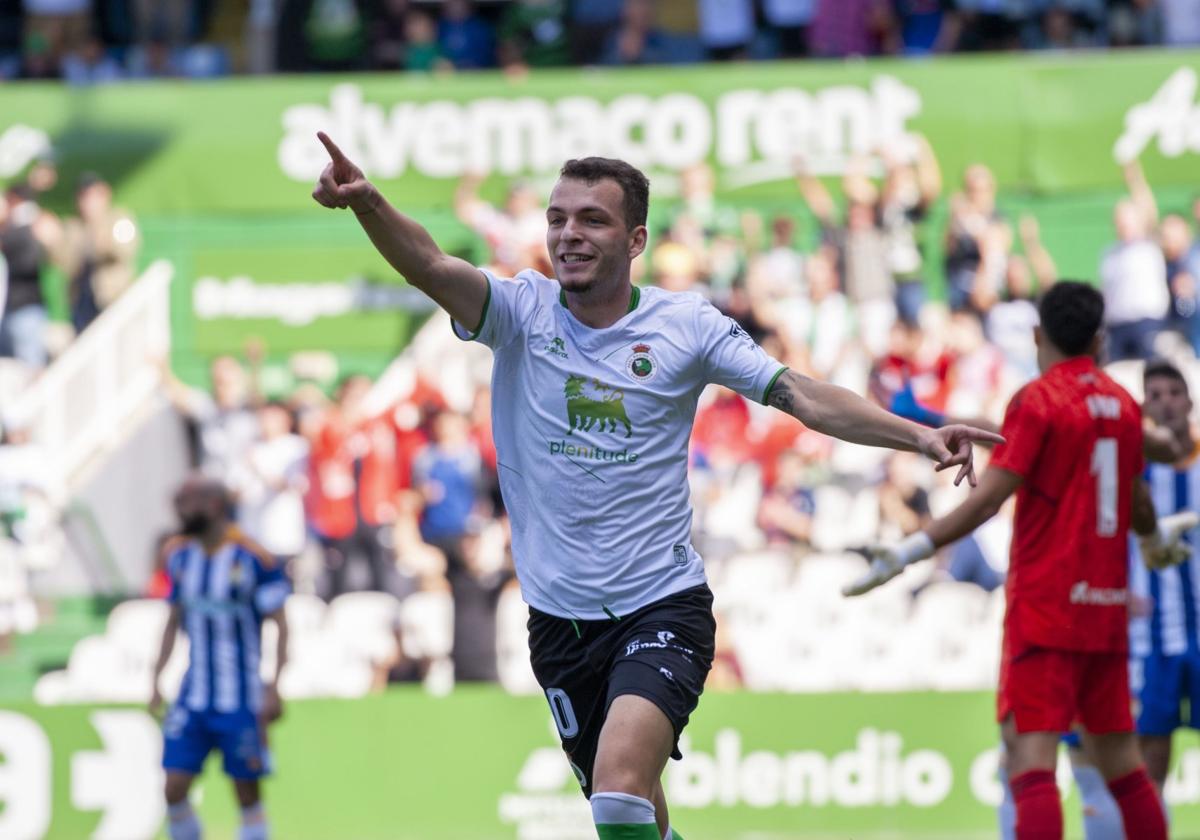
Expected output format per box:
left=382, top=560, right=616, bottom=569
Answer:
left=1087, top=330, right=1103, bottom=362
left=1032, top=325, right=1043, bottom=351
left=628, top=225, right=648, bottom=261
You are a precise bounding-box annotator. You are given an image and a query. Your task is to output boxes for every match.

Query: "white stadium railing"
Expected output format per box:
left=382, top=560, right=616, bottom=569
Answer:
left=8, top=259, right=173, bottom=504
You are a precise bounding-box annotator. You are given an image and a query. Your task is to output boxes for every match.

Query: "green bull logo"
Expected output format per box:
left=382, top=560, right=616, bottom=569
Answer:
left=564, top=375, right=633, bottom=438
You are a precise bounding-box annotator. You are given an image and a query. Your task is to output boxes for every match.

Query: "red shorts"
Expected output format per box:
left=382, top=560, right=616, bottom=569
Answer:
left=997, top=637, right=1133, bottom=735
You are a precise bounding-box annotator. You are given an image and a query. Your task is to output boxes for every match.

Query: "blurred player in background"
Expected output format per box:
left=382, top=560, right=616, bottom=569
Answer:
left=311, top=131, right=1001, bottom=840
left=1129, top=359, right=1200, bottom=805
left=847, top=282, right=1196, bottom=839
left=149, top=476, right=291, bottom=840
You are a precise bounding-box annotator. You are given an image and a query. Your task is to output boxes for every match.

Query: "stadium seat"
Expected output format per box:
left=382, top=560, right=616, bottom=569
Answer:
left=841, top=626, right=924, bottom=692
left=64, top=634, right=149, bottom=702
left=986, top=587, right=1007, bottom=626
left=279, top=635, right=373, bottom=699
left=326, top=591, right=404, bottom=663
left=496, top=586, right=539, bottom=696
left=33, top=670, right=74, bottom=704
left=397, top=590, right=454, bottom=660
left=911, top=581, right=992, bottom=629
left=0, top=595, right=38, bottom=635
left=923, top=622, right=1001, bottom=691
left=829, top=441, right=888, bottom=481
left=106, top=598, right=169, bottom=658
left=283, top=593, right=327, bottom=640
left=793, top=553, right=866, bottom=597
left=811, top=486, right=853, bottom=551
left=711, top=550, right=794, bottom=607
left=1104, top=359, right=1144, bottom=401
left=811, top=486, right=880, bottom=551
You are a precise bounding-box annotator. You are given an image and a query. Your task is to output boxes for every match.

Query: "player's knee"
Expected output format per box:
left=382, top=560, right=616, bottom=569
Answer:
left=164, top=774, right=192, bottom=805
left=592, top=766, right=656, bottom=801
left=234, top=780, right=261, bottom=808
left=1090, top=732, right=1142, bottom=781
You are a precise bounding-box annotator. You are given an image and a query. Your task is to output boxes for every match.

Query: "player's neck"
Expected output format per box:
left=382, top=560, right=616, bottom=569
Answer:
left=1038, top=350, right=1090, bottom=374
left=561, top=281, right=637, bottom=330
left=198, top=525, right=228, bottom=555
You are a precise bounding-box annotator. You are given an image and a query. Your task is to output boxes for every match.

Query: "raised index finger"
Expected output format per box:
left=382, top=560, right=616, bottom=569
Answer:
left=317, top=131, right=349, bottom=164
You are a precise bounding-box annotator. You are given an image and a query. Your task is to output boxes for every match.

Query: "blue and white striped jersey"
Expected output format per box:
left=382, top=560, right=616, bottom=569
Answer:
left=166, top=528, right=290, bottom=714
left=1130, top=452, right=1200, bottom=658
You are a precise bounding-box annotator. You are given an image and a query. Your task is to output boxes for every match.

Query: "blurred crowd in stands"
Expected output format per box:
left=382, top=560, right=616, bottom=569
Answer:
left=0, top=93, right=1197, bottom=680
left=0, top=0, right=1198, bottom=82
left=0, top=159, right=140, bottom=370
left=62, top=137, right=1188, bottom=682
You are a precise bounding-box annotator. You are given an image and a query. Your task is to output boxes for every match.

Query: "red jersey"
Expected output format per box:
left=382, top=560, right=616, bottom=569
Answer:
left=990, top=357, right=1143, bottom=654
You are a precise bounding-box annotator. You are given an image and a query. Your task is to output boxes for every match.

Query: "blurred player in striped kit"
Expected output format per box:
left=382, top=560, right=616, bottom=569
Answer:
left=150, top=476, right=291, bottom=840
left=1129, top=359, right=1200, bottom=807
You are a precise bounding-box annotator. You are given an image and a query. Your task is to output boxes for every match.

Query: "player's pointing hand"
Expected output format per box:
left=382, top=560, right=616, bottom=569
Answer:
left=917, top=424, right=1006, bottom=487
left=311, top=132, right=378, bottom=215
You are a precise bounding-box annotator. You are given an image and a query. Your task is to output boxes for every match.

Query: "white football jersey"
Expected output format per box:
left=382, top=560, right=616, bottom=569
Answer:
left=454, top=269, right=786, bottom=619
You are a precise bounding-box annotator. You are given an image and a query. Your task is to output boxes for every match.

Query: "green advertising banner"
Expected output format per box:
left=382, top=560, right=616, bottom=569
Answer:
left=4, top=52, right=1199, bottom=374
left=1, top=52, right=1199, bottom=216
left=6, top=688, right=1200, bottom=839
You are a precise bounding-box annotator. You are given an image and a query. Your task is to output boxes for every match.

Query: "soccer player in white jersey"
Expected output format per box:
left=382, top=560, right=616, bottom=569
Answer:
left=150, top=476, right=290, bottom=840
left=310, top=133, right=1002, bottom=840
left=1129, top=359, right=1200, bottom=801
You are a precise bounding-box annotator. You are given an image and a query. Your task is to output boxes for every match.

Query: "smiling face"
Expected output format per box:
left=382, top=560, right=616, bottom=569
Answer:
left=546, top=177, right=646, bottom=295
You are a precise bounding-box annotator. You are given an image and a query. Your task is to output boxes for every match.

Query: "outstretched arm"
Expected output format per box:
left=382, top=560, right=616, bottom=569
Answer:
left=924, top=467, right=1022, bottom=548
left=793, top=159, right=838, bottom=226
left=312, top=132, right=488, bottom=332
left=843, top=467, right=1021, bottom=596
left=1122, top=159, right=1159, bottom=229
left=767, top=369, right=1004, bottom=486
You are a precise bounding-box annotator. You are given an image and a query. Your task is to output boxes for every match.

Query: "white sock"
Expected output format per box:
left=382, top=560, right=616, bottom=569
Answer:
left=239, top=803, right=269, bottom=840
left=998, top=767, right=1015, bottom=840
left=663, top=829, right=674, bottom=840
left=1072, top=764, right=1124, bottom=840
left=591, top=791, right=656, bottom=825
left=167, top=801, right=202, bottom=840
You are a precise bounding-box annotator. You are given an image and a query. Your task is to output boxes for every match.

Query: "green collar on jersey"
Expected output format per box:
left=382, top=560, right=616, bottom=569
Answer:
left=559, top=285, right=640, bottom=313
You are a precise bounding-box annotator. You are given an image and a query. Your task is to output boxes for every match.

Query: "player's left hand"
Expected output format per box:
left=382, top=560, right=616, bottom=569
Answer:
left=261, top=684, right=284, bottom=725
left=843, top=545, right=907, bottom=597
left=917, top=425, right=1006, bottom=487
left=1141, top=511, right=1200, bottom=570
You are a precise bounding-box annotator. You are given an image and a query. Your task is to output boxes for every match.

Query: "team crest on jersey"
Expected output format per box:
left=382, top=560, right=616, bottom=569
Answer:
left=625, top=343, right=658, bottom=382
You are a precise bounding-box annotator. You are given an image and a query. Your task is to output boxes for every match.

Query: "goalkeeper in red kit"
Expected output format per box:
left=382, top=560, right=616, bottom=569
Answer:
left=846, top=282, right=1197, bottom=840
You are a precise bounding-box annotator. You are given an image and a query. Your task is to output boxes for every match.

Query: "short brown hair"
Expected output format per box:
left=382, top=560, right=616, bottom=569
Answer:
left=1144, top=357, right=1190, bottom=396
left=559, top=157, right=649, bottom=230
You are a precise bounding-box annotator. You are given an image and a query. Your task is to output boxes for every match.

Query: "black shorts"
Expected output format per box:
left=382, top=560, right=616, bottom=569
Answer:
left=527, top=584, right=716, bottom=798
